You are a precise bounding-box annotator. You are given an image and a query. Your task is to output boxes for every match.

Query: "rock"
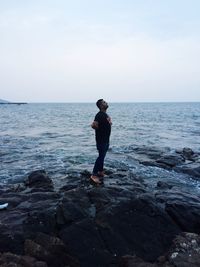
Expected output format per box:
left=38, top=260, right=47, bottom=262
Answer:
left=141, top=160, right=172, bottom=170
left=94, top=194, right=180, bottom=263
left=165, top=202, right=200, bottom=233
left=119, top=232, right=200, bottom=267
left=131, top=146, right=170, bottom=160
left=156, top=181, right=173, bottom=190
left=166, top=232, right=200, bottom=267
left=119, top=255, right=158, bottom=267
left=0, top=252, right=48, bottom=267
left=182, top=148, right=194, bottom=160
left=25, top=233, right=79, bottom=267
left=60, top=218, right=112, bottom=267
left=56, top=189, right=92, bottom=226
left=155, top=189, right=200, bottom=233
left=0, top=168, right=200, bottom=267
left=175, top=162, right=200, bottom=179
left=25, top=170, right=53, bottom=190
left=156, top=154, right=185, bottom=168
left=132, top=146, right=200, bottom=180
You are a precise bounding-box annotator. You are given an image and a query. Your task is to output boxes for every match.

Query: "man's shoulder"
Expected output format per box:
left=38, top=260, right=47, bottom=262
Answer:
left=95, top=111, right=107, bottom=120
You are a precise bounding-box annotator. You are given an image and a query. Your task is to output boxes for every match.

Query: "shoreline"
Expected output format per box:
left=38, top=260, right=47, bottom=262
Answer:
left=0, top=102, right=27, bottom=105
left=0, top=168, right=200, bottom=266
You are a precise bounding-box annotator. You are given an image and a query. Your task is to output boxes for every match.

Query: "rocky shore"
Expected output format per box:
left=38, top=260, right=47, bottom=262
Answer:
left=0, top=147, right=200, bottom=267
left=128, top=146, right=200, bottom=180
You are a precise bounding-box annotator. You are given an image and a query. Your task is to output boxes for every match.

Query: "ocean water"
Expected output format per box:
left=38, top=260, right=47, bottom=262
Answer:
left=0, top=102, right=200, bottom=190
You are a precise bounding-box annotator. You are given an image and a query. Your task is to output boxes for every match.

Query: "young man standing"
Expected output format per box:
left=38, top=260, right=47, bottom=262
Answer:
left=91, top=99, right=112, bottom=184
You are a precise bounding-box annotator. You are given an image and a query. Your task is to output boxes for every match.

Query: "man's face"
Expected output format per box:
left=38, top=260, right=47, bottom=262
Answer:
left=101, top=100, right=109, bottom=109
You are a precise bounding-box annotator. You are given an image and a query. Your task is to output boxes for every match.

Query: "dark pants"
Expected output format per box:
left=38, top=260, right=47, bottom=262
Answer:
left=92, top=143, right=109, bottom=175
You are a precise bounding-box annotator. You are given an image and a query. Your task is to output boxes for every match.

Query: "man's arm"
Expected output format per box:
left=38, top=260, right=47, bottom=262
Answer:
left=107, top=116, right=112, bottom=125
left=91, top=120, right=99, bottom=129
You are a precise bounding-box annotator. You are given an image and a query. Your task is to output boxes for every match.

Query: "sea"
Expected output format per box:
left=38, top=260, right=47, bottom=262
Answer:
left=1, top=102, right=200, bottom=191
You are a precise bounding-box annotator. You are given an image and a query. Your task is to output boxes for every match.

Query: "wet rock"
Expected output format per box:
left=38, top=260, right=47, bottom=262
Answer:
left=156, top=181, right=173, bottom=190
left=175, top=162, right=200, bottom=179
left=131, top=146, right=170, bottom=160
left=182, top=147, right=195, bottom=160
left=166, top=232, right=200, bottom=267
left=134, top=147, right=200, bottom=180
left=155, top=189, right=200, bottom=233
left=25, top=233, right=79, bottom=267
left=119, top=232, right=200, bottom=267
left=25, top=170, right=53, bottom=190
left=141, top=160, right=172, bottom=170
left=0, top=252, right=47, bottom=267
left=156, top=154, right=185, bottom=168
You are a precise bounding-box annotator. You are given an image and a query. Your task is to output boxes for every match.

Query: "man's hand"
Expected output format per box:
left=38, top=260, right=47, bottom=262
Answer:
left=107, top=116, right=112, bottom=125
left=91, top=121, right=99, bottom=129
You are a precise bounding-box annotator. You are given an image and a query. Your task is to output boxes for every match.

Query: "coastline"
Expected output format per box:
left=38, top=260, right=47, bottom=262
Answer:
left=0, top=147, right=200, bottom=266
left=0, top=102, right=27, bottom=105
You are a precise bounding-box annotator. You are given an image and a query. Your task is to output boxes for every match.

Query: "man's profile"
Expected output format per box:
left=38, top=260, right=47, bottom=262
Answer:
left=90, top=99, right=112, bottom=184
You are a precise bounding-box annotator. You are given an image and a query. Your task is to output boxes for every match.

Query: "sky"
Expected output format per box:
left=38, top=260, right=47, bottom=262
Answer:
left=0, top=0, right=200, bottom=102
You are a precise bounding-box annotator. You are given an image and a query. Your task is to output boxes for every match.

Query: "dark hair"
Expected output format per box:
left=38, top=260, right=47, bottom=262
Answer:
left=96, top=99, right=103, bottom=109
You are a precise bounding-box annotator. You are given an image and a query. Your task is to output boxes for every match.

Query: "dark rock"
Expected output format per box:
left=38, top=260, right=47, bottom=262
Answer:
left=0, top=252, right=48, bottom=267
left=25, top=170, right=53, bottom=190
left=133, top=146, right=200, bottom=180
left=25, top=233, right=79, bottom=267
left=156, top=154, right=185, bottom=167
left=119, top=255, right=157, bottom=267
left=165, top=200, right=200, bottom=233
left=59, top=218, right=112, bottom=267
left=166, top=232, right=200, bottom=267
left=80, top=169, right=91, bottom=178
left=141, top=160, right=172, bottom=170
left=156, top=181, right=173, bottom=190
left=155, top=189, right=200, bottom=233
left=175, top=162, right=200, bottom=179
left=119, top=232, right=200, bottom=267
left=95, top=194, right=181, bottom=262
left=56, top=189, right=92, bottom=227
left=131, top=146, right=170, bottom=160
left=1, top=168, right=200, bottom=267
left=182, top=147, right=194, bottom=160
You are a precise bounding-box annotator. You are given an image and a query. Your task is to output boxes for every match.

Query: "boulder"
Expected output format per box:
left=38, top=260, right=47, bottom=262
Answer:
left=25, top=233, right=79, bottom=267
left=175, top=163, right=200, bottom=179
left=0, top=252, right=47, bottom=267
left=156, top=181, right=173, bottom=190
left=166, top=232, right=200, bottom=267
left=25, top=170, right=53, bottom=190
left=119, top=232, right=200, bottom=267
left=156, top=154, right=185, bottom=168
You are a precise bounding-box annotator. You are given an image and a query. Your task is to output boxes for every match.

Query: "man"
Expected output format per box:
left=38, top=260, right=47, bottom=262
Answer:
left=91, top=99, right=112, bottom=184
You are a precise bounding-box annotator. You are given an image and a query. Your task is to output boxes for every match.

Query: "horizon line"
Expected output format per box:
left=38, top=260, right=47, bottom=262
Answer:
left=24, top=101, right=200, bottom=104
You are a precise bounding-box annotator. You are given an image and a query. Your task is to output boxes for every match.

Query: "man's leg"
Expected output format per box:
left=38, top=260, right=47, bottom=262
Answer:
left=92, top=143, right=109, bottom=175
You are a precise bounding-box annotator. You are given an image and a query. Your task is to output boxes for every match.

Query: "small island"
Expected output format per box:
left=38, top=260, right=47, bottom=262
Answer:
left=0, top=99, right=27, bottom=105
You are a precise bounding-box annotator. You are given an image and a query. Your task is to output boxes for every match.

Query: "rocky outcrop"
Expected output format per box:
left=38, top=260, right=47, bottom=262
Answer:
left=0, top=168, right=200, bottom=266
left=119, top=232, right=200, bottom=267
left=130, top=146, right=200, bottom=179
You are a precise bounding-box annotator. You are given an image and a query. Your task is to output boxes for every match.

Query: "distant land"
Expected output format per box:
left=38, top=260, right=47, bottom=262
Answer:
left=0, top=99, right=27, bottom=105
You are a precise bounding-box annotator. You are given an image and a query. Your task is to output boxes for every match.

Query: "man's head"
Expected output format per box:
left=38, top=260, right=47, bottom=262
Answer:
left=96, top=99, right=109, bottom=111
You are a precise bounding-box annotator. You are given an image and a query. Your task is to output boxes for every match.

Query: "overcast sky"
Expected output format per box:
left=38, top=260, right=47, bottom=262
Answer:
left=0, top=0, right=200, bottom=102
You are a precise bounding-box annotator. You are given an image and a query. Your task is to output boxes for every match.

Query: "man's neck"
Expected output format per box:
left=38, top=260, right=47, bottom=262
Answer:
left=100, top=108, right=107, bottom=113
